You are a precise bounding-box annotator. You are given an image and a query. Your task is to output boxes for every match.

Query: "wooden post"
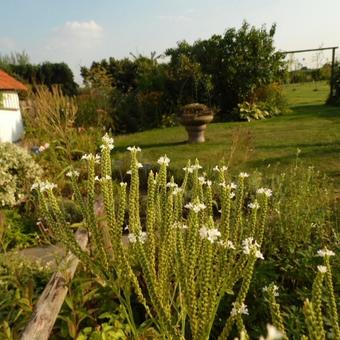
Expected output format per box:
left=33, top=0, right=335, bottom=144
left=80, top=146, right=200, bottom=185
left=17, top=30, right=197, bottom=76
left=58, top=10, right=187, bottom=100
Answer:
left=21, top=229, right=88, bottom=340
left=330, top=47, right=336, bottom=99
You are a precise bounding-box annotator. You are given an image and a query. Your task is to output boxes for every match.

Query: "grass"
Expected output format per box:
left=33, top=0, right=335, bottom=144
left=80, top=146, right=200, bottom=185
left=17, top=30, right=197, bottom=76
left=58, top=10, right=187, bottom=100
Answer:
left=115, top=81, right=340, bottom=188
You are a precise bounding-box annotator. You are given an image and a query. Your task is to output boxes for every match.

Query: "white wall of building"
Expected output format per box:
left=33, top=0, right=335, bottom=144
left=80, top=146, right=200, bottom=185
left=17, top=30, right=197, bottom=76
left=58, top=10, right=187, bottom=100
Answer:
left=0, top=91, right=24, bottom=142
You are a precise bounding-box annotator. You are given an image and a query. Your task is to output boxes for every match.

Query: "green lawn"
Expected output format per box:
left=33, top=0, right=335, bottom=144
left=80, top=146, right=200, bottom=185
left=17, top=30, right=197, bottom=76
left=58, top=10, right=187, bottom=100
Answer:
left=115, top=82, right=340, bottom=187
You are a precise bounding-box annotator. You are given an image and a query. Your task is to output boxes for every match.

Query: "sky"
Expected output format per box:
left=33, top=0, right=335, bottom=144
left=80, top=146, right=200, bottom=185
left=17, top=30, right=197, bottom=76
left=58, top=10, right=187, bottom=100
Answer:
left=0, top=0, right=339, bottom=83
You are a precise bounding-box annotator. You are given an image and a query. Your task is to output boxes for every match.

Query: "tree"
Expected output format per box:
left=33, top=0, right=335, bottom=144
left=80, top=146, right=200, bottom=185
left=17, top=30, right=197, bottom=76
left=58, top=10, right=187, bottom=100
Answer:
left=166, top=22, right=286, bottom=118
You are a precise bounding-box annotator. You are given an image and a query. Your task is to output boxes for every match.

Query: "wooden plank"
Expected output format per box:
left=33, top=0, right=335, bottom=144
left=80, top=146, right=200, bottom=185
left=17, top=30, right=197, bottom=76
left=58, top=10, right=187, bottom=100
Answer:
left=21, top=229, right=88, bottom=340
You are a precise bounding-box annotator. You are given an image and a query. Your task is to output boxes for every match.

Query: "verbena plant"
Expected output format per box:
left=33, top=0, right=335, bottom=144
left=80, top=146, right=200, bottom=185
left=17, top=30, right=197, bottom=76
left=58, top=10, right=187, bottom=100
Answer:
left=32, top=134, right=272, bottom=339
left=263, top=249, right=339, bottom=340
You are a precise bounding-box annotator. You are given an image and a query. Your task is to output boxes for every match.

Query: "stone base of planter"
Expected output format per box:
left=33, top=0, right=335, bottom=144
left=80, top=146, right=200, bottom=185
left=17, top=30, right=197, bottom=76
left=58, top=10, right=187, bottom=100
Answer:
left=185, top=124, right=208, bottom=143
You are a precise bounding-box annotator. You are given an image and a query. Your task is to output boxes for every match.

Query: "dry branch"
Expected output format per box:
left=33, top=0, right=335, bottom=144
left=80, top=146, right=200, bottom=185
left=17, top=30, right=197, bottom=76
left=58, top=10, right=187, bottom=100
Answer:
left=21, top=229, right=88, bottom=340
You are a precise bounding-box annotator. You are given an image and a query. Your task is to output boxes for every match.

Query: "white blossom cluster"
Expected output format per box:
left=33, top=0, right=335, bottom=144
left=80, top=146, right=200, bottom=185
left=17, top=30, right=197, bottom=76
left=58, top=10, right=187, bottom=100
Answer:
left=66, top=170, right=80, bottom=178
left=317, top=248, right=335, bottom=257
left=256, top=188, right=272, bottom=197
left=199, top=227, right=221, bottom=243
left=213, top=165, right=228, bottom=172
left=184, top=202, right=206, bottom=213
left=259, top=324, right=284, bottom=340
left=81, top=153, right=100, bottom=163
left=239, top=172, right=249, bottom=178
left=128, top=231, right=147, bottom=244
left=230, top=302, right=249, bottom=316
left=263, top=284, right=279, bottom=296
left=182, top=164, right=203, bottom=173
left=242, top=237, right=264, bottom=259
left=248, top=201, right=260, bottom=210
left=95, top=175, right=112, bottom=182
left=157, top=155, right=170, bottom=166
left=218, top=240, right=236, bottom=249
left=196, top=176, right=212, bottom=187
left=31, top=181, right=57, bottom=192
left=100, top=133, right=114, bottom=150
left=173, top=222, right=188, bottom=230
left=127, top=146, right=141, bottom=153
left=317, top=265, right=327, bottom=273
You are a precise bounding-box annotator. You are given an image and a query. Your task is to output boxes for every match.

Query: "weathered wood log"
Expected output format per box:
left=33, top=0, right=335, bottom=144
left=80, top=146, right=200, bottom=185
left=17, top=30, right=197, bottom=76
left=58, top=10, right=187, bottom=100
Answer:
left=21, top=229, right=88, bottom=340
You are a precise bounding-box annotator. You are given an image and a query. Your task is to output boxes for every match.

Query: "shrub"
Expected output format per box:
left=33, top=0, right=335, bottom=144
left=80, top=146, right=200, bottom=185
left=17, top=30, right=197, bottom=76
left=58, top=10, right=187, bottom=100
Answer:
left=34, top=135, right=273, bottom=339
left=0, top=143, right=42, bottom=207
left=22, top=85, right=78, bottom=143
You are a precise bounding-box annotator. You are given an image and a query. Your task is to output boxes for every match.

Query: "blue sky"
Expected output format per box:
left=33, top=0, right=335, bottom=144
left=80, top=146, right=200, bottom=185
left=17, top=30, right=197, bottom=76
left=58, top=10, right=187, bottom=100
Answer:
left=1, top=0, right=339, bottom=83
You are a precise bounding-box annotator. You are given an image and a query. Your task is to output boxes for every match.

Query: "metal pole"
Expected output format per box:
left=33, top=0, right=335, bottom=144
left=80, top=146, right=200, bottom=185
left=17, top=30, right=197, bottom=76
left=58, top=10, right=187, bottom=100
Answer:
left=330, top=47, right=336, bottom=99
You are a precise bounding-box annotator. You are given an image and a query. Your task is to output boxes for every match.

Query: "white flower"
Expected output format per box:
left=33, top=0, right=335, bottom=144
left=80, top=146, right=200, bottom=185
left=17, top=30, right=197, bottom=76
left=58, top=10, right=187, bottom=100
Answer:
left=31, top=182, right=39, bottom=191
left=120, top=182, right=127, bottom=187
left=38, top=181, right=57, bottom=192
left=229, top=192, right=235, bottom=199
left=100, top=133, right=114, bottom=150
left=239, top=172, right=249, bottom=178
left=248, top=201, right=260, bottom=209
left=227, top=182, right=237, bottom=190
left=66, top=170, right=80, bottom=178
left=139, top=231, right=148, bottom=244
left=126, top=170, right=132, bottom=175
left=213, top=165, right=228, bottom=172
left=128, top=231, right=147, bottom=244
left=230, top=302, right=249, bottom=317
left=166, top=182, right=178, bottom=188
left=199, top=227, right=208, bottom=239
left=173, top=222, right=188, bottom=230
left=256, top=188, right=272, bottom=197
left=183, top=166, right=194, bottom=173
left=255, top=250, right=264, bottom=260
left=263, top=285, right=279, bottom=296
left=317, top=248, right=335, bottom=257
left=99, top=175, right=111, bottom=181
left=199, top=227, right=221, bottom=243
left=206, top=180, right=212, bottom=187
left=128, top=233, right=137, bottom=243
left=157, top=155, right=170, bottom=166
left=127, top=146, right=141, bottom=152
left=172, top=187, right=183, bottom=195
left=191, top=164, right=202, bottom=171
left=317, top=265, right=327, bottom=273
left=137, top=162, right=143, bottom=169
left=81, top=154, right=91, bottom=161
left=259, top=324, right=284, bottom=340
left=218, top=240, right=236, bottom=249
left=94, top=176, right=100, bottom=181
left=219, top=182, right=226, bottom=188
left=81, top=153, right=100, bottom=163
left=242, top=237, right=260, bottom=255
left=198, top=176, right=206, bottom=185
left=185, top=202, right=206, bottom=213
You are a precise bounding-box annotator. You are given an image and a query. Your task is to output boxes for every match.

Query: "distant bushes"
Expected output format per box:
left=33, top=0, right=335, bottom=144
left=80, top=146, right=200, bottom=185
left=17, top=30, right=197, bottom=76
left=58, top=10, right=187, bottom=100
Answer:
left=80, top=22, right=286, bottom=133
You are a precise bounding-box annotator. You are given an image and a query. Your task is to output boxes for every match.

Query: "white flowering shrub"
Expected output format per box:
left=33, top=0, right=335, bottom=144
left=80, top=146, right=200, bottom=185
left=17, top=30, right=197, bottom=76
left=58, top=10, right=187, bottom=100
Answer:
left=33, top=134, right=339, bottom=339
left=0, top=143, right=42, bottom=207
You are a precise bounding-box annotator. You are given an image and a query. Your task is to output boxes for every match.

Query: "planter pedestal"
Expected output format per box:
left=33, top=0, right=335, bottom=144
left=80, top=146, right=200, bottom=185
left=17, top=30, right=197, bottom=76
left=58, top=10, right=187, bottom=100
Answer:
left=184, top=124, right=208, bottom=143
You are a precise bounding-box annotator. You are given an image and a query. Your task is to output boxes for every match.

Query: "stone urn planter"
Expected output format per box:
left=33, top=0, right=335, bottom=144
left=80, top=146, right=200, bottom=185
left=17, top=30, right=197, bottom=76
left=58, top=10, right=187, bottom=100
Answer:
left=179, top=103, right=214, bottom=143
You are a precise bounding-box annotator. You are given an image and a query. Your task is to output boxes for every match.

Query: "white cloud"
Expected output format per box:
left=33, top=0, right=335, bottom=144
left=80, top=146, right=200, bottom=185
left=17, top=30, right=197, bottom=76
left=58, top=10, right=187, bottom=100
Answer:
left=47, top=20, right=103, bottom=50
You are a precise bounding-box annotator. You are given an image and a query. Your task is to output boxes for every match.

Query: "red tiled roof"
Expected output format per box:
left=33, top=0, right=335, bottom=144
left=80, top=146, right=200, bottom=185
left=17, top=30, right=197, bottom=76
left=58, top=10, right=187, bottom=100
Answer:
left=0, top=69, right=27, bottom=91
